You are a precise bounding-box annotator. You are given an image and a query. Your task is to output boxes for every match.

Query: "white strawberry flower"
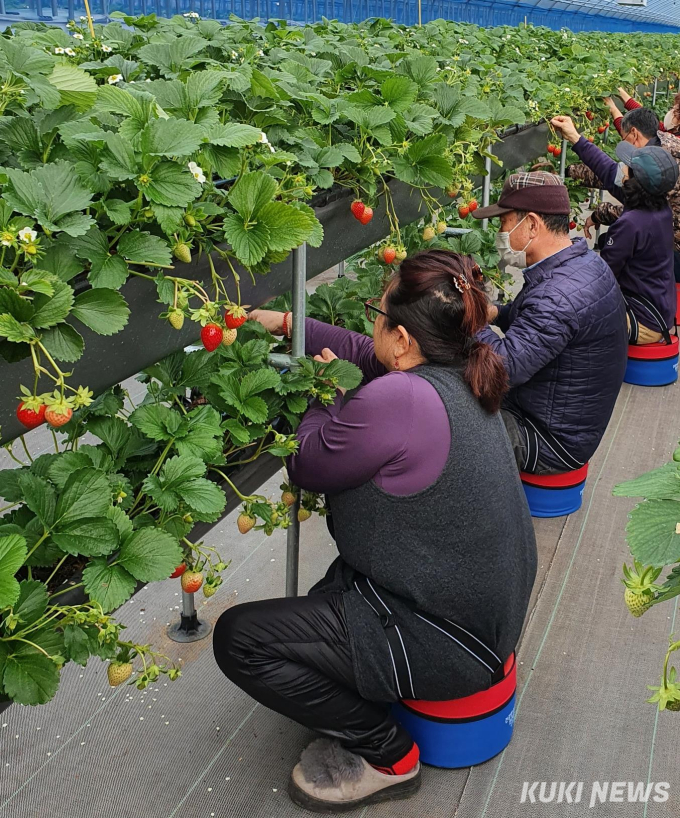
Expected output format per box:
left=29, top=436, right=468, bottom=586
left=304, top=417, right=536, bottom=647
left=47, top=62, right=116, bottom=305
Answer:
left=259, top=131, right=270, bottom=145
left=79, top=15, right=87, bottom=20
left=257, top=49, right=264, bottom=56
left=188, top=161, right=206, bottom=184
left=73, top=32, right=84, bottom=39
left=54, top=47, right=65, bottom=54
left=102, top=44, right=112, bottom=53
left=108, top=74, right=123, bottom=84
left=144, top=78, right=152, bottom=82
left=183, top=10, right=199, bottom=16
left=65, top=48, right=76, bottom=56
left=18, top=228, right=37, bottom=244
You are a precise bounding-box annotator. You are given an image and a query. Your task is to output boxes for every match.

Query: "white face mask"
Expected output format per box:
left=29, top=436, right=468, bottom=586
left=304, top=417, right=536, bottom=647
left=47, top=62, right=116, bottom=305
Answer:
left=614, top=162, right=627, bottom=188
left=495, top=215, right=532, bottom=271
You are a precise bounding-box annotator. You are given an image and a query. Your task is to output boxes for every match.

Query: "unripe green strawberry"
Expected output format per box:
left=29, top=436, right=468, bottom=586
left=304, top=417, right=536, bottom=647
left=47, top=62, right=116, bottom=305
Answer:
left=173, top=242, right=192, bottom=264
left=222, top=328, right=237, bottom=346
left=446, top=185, right=460, bottom=198
left=673, top=446, right=680, bottom=462
left=168, top=310, right=184, bottom=330
left=184, top=214, right=197, bottom=227
left=237, top=512, right=255, bottom=534
left=624, top=588, right=653, bottom=618
left=395, top=248, right=407, bottom=262
left=422, top=226, right=435, bottom=241
left=107, top=661, right=133, bottom=687
left=181, top=571, right=203, bottom=594
left=298, top=508, right=312, bottom=522
left=437, top=221, right=447, bottom=234
left=281, top=490, right=296, bottom=507
left=203, top=584, right=217, bottom=598
left=665, top=698, right=680, bottom=711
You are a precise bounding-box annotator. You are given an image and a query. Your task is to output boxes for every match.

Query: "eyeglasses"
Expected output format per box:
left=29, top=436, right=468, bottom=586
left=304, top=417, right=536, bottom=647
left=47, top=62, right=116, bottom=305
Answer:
left=365, top=298, right=388, bottom=323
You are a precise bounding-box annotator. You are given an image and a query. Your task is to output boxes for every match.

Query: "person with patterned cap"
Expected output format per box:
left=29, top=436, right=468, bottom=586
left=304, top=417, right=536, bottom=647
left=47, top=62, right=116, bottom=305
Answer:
left=472, top=170, right=628, bottom=475
left=554, top=114, right=679, bottom=345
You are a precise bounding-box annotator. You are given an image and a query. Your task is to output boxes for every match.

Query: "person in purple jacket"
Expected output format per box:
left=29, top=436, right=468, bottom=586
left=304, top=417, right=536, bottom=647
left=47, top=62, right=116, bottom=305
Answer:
left=553, top=115, right=679, bottom=344
left=212, top=251, right=537, bottom=812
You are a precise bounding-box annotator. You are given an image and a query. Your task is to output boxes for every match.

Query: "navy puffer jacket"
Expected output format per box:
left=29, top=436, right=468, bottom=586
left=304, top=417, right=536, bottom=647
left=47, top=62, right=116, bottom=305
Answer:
left=478, top=239, right=628, bottom=472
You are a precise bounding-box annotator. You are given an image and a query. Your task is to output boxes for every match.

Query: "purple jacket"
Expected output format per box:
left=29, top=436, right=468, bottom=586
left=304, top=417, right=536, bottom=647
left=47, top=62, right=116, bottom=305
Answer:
left=478, top=240, right=628, bottom=471
left=572, top=136, right=676, bottom=332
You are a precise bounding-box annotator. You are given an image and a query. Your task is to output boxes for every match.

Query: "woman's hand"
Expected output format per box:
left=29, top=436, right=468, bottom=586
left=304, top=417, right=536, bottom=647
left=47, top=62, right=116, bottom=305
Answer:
left=603, top=97, right=623, bottom=119
left=550, top=116, right=581, bottom=145
left=248, top=309, right=286, bottom=336
left=617, top=87, right=632, bottom=103
left=314, top=348, right=347, bottom=396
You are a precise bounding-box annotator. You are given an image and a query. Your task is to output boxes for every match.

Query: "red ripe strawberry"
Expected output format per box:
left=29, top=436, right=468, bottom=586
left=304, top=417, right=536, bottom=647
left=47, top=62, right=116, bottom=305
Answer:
left=17, top=402, right=46, bottom=430
left=585, top=111, right=594, bottom=121
left=603, top=121, right=609, bottom=128
left=547, top=145, right=555, bottom=155
left=45, top=406, right=72, bottom=428
left=170, top=564, right=187, bottom=579
left=458, top=205, right=470, bottom=219
left=553, top=147, right=562, bottom=157
left=587, top=136, right=595, bottom=143
left=350, top=200, right=365, bottom=220
left=181, top=571, right=203, bottom=594
left=569, top=221, right=577, bottom=230
left=467, top=199, right=478, bottom=212
left=597, top=126, right=606, bottom=134
left=383, top=246, right=397, bottom=264
left=201, top=323, right=223, bottom=351
left=359, top=207, right=373, bottom=225
left=224, top=304, right=247, bottom=329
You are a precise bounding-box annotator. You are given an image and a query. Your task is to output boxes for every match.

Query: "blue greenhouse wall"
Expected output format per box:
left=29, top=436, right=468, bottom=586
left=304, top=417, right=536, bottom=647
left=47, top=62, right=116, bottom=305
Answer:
left=5, top=0, right=679, bottom=36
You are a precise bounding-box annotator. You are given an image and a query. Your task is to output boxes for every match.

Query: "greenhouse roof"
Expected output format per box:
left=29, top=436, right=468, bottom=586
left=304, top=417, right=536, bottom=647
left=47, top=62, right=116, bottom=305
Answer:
left=521, top=0, right=679, bottom=28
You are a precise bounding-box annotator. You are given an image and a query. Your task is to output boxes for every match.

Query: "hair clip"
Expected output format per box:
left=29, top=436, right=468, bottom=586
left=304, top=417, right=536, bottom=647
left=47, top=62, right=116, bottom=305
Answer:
left=452, top=272, right=471, bottom=294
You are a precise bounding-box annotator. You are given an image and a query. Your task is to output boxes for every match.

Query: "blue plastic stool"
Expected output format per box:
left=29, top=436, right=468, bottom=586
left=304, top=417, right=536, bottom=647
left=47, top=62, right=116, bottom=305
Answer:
left=520, top=463, right=588, bottom=518
left=624, top=336, right=679, bottom=387
left=392, top=655, right=516, bottom=768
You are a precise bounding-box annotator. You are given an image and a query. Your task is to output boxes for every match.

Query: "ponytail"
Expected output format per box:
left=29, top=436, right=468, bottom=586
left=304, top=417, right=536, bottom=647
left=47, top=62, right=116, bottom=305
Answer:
left=385, top=249, right=508, bottom=414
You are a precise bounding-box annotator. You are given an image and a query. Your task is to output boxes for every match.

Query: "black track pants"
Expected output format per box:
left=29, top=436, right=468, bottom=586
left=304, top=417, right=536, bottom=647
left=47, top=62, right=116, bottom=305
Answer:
left=212, top=592, right=414, bottom=767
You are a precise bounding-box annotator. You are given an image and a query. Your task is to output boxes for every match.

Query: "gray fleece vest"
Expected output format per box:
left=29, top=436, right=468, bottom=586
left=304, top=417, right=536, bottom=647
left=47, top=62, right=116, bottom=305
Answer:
left=310, top=364, right=537, bottom=702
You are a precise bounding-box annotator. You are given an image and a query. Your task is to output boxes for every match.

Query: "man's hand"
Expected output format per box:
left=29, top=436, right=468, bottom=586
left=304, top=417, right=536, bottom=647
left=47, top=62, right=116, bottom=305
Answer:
left=617, top=86, right=632, bottom=103
left=487, top=303, right=499, bottom=324
left=248, top=309, right=286, bottom=335
left=583, top=215, right=596, bottom=240
left=550, top=116, right=581, bottom=145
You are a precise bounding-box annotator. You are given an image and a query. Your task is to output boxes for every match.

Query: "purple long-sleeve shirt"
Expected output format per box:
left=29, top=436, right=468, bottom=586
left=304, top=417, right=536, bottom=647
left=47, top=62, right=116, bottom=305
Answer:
left=572, top=136, right=676, bottom=331
left=287, top=319, right=450, bottom=496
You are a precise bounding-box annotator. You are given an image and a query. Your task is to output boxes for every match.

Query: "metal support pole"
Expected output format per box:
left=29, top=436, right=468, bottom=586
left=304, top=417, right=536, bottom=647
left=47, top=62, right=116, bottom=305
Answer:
left=285, top=244, right=306, bottom=599
left=481, top=155, right=492, bottom=231
left=652, top=78, right=658, bottom=107
left=595, top=126, right=609, bottom=244
left=337, top=260, right=345, bottom=278
left=559, top=137, right=567, bottom=180
left=167, top=589, right=212, bottom=642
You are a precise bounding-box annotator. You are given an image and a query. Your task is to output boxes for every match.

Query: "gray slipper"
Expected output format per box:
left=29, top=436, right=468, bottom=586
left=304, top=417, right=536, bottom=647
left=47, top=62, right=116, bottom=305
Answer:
left=288, top=738, right=421, bottom=813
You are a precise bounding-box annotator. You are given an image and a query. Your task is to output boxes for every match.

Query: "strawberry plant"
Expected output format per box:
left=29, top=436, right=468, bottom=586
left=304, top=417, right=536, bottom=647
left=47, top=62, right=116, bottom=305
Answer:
left=614, top=443, right=680, bottom=712
left=0, top=325, right=361, bottom=706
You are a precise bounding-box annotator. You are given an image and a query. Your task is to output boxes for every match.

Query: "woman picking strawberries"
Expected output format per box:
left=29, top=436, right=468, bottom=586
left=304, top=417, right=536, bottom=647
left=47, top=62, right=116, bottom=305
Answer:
left=212, top=250, right=537, bottom=812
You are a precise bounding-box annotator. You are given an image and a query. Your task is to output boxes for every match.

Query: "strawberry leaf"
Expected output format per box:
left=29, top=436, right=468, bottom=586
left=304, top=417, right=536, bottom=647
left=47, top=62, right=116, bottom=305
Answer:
left=2, top=648, right=60, bottom=706
left=54, top=468, right=112, bottom=527
left=140, top=117, right=205, bottom=157
left=13, top=579, right=48, bottom=627
left=82, top=558, right=137, bottom=612
left=0, top=534, right=27, bottom=609
left=40, top=323, right=84, bottom=363
left=71, top=288, right=130, bottom=335
left=626, top=499, right=680, bottom=567
left=118, top=527, right=183, bottom=582
left=52, top=517, right=120, bottom=556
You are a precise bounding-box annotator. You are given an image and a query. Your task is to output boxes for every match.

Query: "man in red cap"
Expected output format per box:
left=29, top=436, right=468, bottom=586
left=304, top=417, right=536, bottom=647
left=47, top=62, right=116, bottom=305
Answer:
left=473, top=171, right=628, bottom=474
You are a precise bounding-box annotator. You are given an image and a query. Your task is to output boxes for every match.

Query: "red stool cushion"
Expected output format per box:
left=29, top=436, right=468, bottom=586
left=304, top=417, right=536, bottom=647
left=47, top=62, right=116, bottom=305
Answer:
left=401, top=654, right=516, bottom=720
left=627, top=335, right=679, bottom=360
left=520, top=462, right=589, bottom=488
